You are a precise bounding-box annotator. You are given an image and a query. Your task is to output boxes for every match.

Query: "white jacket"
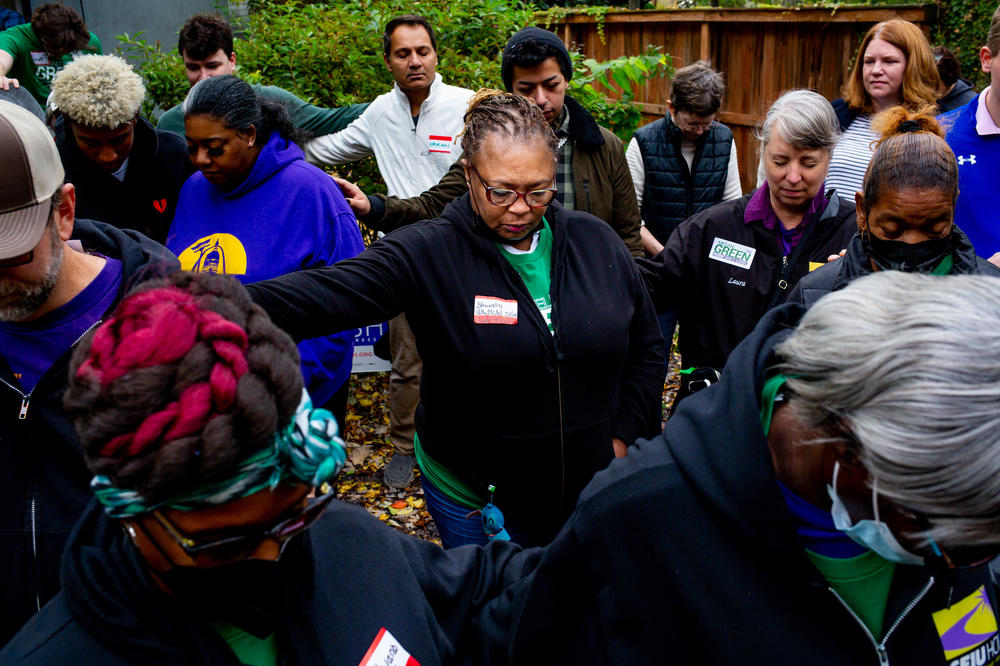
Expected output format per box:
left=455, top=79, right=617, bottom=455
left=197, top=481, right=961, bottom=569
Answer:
left=304, top=73, right=474, bottom=197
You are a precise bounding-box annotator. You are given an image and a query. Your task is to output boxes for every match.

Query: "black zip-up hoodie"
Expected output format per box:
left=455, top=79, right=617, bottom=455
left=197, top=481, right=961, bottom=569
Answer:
left=0, top=220, right=178, bottom=646
left=0, top=498, right=536, bottom=665
left=789, top=225, right=1000, bottom=308
left=466, top=304, right=1000, bottom=666
left=247, top=195, right=664, bottom=540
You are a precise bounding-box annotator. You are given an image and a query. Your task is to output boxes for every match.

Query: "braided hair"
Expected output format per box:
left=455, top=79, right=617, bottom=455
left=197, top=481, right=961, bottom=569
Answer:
left=460, top=89, right=558, bottom=165
left=65, top=271, right=303, bottom=505
left=861, top=105, right=958, bottom=214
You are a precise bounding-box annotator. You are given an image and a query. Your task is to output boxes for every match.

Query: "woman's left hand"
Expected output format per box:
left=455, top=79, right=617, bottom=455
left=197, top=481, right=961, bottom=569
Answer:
left=612, top=438, right=627, bottom=458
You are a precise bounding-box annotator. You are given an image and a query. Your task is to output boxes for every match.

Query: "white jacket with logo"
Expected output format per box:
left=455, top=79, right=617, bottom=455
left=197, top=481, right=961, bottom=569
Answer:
left=304, top=73, right=474, bottom=197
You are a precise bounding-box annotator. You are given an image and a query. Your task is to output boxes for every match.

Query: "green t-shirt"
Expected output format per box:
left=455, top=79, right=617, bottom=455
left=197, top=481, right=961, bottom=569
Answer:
left=806, top=549, right=896, bottom=639
left=210, top=622, right=279, bottom=666
left=414, top=431, right=487, bottom=509
left=156, top=83, right=368, bottom=138
left=497, top=220, right=554, bottom=333
left=0, top=24, right=101, bottom=105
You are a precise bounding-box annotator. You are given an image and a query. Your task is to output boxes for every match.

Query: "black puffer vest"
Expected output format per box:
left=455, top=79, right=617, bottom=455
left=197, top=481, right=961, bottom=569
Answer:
left=634, top=114, right=732, bottom=243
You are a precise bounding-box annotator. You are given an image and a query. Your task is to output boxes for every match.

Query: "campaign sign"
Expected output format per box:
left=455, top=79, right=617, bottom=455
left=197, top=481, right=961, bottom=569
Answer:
left=352, top=323, right=391, bottom=373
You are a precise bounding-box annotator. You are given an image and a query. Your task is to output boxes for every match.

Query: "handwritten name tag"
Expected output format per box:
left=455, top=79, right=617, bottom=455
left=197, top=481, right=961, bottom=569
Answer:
left=473, top=295, right=518, bottom=325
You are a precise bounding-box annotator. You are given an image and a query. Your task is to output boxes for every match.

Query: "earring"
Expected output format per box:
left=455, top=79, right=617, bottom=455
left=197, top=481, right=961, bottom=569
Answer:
left=248, top=139, right=255, bottom=147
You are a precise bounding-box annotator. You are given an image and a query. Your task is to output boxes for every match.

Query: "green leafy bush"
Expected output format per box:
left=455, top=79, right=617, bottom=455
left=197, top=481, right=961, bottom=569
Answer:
left=116, top=32, right=188, bottom=119
left=933, top=0, right=993, bottom=91
left=118, top=0, right=671, bottom=201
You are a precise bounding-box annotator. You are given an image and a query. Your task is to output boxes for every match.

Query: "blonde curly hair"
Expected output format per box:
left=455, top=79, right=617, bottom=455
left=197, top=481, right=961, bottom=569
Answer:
left=50, top=54, right=145, bottom=129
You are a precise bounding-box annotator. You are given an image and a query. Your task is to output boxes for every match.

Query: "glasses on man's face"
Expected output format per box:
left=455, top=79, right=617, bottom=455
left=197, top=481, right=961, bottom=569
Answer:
left=675, top=113, right=714, bottom=133
left=469, top=166, right=557, bottom=208
left=144, top=483, right=336, bottom=561
left=0, top=250, right=34, bottom=269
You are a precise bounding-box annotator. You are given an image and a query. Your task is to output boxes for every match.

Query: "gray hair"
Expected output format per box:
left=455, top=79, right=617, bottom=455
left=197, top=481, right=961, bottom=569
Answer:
left=755, top=89, right=841, bottom=152
left=776, top=271, right=1000, bottom=551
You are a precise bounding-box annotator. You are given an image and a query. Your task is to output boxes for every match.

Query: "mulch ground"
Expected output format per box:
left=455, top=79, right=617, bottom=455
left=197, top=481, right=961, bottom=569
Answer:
left=338, top=336, right=681, bottom=543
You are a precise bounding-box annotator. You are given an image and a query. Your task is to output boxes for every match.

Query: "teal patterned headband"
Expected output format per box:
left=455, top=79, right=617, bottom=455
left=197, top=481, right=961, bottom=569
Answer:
left=91, top=389, right=346, bottom=518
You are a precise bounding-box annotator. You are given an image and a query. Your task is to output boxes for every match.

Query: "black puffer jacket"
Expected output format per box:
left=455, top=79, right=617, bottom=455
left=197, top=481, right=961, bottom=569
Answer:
left=466, top=303, right=1000, bottom=666
left=789, top=226, right=1000, bottom=308
left=56, top=116, right=193, bottom=244
left=247, top=196, right=663, bottom=541
left=633, top=113, right=733, bottom=243
left=638, top=190, right=857, bottom=370
left=0, top=221, right=177, bottom=646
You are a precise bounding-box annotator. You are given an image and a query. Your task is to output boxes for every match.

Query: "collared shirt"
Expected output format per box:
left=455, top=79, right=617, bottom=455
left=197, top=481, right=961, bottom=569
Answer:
left=975, top=86, right=1000, bottom=136
left=554, top=107, right=574, bottom=210
left=744, top=182, right=827, bottom=255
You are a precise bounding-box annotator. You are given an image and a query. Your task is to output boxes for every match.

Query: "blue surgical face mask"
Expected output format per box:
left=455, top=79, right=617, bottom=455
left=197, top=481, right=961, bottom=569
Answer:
left=827, top=462, right=925, bottom=566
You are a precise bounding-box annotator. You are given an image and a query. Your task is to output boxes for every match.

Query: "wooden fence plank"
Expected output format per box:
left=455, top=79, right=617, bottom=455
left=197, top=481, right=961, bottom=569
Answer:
left=544, top=4, right=933, bottom=191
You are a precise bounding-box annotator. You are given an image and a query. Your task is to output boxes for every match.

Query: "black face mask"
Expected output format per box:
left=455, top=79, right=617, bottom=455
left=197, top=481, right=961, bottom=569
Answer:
left=863, top=227, right=953, bottom=273
left=161, top=558, right=285, bottom=638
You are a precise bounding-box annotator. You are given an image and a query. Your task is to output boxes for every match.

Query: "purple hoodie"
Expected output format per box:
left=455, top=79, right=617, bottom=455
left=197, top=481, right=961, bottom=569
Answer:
left=168, top=132, right=365, bottom=405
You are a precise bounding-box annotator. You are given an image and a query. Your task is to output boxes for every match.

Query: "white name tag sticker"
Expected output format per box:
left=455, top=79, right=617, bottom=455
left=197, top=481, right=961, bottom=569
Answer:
left=474, top=295, right=518, bottom=325
left=428, top=135, right=453, bottom=154
left=359, top=628, right=420, bottom=666
left=708, top=236, right=756, bottom=270
left=30, top=51, right=49, bottom=66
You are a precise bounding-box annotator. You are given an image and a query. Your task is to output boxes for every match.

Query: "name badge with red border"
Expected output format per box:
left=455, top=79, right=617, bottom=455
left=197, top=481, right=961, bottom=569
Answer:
left=358, top=627, right=420, bottom=666
left=428, top=135, right=453, bottom=153
left=474, top=295, right=518, bottom=325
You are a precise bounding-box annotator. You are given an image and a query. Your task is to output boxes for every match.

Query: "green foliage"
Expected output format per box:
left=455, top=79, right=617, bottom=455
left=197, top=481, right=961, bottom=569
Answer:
left=115, top=32, right=188, bottom=119
left=569, top=48, right=673, bottom=141
left=933, top=0, right=992, bottom=91
left=119, top=0, right=672, bottom=196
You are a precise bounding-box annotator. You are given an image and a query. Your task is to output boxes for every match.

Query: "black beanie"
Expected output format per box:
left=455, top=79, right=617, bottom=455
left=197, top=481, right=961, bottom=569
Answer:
left=501, top=27, right=573, bottom=92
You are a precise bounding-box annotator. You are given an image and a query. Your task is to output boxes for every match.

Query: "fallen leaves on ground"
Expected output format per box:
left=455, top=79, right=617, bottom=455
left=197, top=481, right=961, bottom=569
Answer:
left=340, top=336, right=682, bottom=544
left=341, top=373, right=440, bottom=544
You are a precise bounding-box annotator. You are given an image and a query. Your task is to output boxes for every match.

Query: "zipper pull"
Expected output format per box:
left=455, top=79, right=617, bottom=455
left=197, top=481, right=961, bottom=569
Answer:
left=19, top=396, right=29, bottom=420
left=876, top=645, right=889, bottom=666
left=778, top=255, right=790, bottom=290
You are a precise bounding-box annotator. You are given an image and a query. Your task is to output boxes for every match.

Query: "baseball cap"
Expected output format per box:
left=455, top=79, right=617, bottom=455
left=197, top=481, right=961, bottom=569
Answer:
left=0, top=100, right=65, bottom=260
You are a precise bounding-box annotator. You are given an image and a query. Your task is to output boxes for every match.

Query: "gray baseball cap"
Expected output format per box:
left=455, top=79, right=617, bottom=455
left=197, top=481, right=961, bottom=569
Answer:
left=0, top=99, right=64, bottom=260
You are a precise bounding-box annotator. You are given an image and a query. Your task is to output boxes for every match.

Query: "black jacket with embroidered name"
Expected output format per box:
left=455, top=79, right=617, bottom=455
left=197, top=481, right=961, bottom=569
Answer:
left=0, top=221, right=178, bottom=646
left=638, top=190, right=856, bottom=370
left=246, top=195, right=664, bottom=540
left=633, top=113, right=733, bottom=243
left=464, top=303, right=1000, bottom=666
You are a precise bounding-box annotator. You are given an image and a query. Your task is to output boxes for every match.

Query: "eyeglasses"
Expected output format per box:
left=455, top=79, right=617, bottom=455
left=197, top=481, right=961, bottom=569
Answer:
left=0, top=250, right=33, bottom=269
left=469, top=166, right=557, bottom=208
left=141, top=483, right=335, bottom=561
left=674, top=112, right=714, bottom=133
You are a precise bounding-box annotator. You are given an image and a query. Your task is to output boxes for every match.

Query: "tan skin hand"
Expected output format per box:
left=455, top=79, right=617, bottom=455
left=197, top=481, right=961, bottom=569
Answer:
left=0, top=50, right=18, bottom=89
left=332, top=176, right=371, bottom=217
left=612, top=437, right=627, bottom=458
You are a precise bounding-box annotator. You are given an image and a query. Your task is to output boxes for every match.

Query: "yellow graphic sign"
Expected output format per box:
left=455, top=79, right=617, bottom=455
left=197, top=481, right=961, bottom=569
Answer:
left=933, top=585, right=999, bottom=662
left=176, top=234, right=247, bottom=275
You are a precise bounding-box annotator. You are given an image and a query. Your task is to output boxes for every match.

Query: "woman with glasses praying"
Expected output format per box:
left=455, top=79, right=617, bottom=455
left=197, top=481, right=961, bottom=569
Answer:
left=245, top=89, right=664, bottom=548
left=0, top=270, right=530, bottom=665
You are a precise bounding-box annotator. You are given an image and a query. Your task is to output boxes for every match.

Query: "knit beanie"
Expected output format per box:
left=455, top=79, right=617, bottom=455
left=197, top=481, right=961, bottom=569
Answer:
left=501, top=27, right=573, bottom=92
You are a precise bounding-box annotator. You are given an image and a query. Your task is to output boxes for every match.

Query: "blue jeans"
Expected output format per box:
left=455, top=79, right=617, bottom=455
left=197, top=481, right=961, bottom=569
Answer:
left=421, top=476, right=530, bottom=549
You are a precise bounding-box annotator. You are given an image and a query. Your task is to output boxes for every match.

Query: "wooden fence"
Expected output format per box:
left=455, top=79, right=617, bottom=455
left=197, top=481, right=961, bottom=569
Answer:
left=543, top=5, right=937, bottom=191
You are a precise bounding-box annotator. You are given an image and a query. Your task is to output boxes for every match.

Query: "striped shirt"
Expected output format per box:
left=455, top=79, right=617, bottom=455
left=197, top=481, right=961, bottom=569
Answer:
left=826, top=114, right=877, bottom=198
